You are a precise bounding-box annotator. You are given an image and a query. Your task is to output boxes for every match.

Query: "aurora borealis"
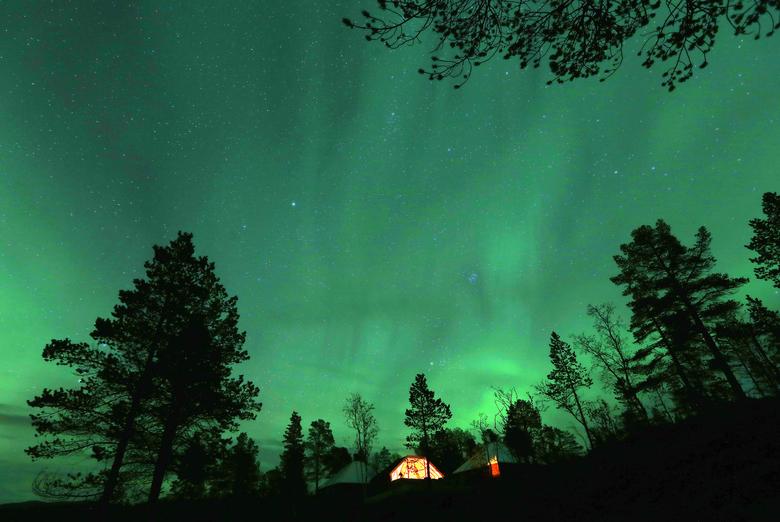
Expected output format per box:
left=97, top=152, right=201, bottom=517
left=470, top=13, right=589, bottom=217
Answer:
left=0, top=0, right=778, bottom=503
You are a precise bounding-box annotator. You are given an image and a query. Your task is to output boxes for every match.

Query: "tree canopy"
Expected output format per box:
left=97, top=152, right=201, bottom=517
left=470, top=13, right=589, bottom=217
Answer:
left=343, top=393, right=379, bottom=462
left=26, top=232, right=261, bottom=504
left=280, top=411, right=306, bottom=498
left=305, top=419, right=336, bottom=492
left=344, top=0, right=780, bottom=91
left=747, top=192, right=780, bottom=288
left=611, top=220, right=748, bottom=403
left=404, top=373, right=452, bottom=479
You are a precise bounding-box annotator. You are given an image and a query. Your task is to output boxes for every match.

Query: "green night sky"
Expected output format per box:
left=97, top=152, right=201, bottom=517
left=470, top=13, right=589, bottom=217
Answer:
left=0, top=1, right=777, bottom=503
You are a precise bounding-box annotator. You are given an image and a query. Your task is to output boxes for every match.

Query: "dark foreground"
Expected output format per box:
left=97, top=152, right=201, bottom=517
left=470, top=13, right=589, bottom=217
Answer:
left=2, top=398, right=778, bottom=522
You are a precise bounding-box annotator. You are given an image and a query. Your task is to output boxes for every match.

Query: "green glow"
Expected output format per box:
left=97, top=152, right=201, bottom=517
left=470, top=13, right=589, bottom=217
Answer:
left=0, top=0, right=778, bottom=502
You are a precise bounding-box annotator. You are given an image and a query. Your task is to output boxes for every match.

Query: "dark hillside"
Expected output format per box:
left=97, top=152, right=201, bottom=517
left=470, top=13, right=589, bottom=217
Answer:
left=2, top=398, right=777, bottom=521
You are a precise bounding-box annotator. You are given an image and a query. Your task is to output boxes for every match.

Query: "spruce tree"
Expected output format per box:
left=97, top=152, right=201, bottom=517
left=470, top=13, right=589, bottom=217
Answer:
left=404, top=373, right=452, bottom=479
left=536, top=332, right=594, bottom=448
left=210, top=433, right=262, bottom=498
left=280, top=411, right=306, bottom=497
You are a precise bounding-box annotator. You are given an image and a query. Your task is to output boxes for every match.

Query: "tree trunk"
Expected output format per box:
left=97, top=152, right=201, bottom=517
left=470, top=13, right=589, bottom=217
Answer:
left=651, top=317, right=704, bottom=408
left=99, top=299, right=169, bottom=507
left=621, top=366, right=649, bottom=421
left=421, top=417, right=430, bottom=482
left=99, top=350, right=154, bottom=507
left=148, top=408, right=179, bottom=503
left=570, top=386, right=594, bottom=449
left=734, top=349, right=765, bottom=397
left=424, top=437, right=431, bottom=482
left=99, top=391, right=139, bottom=505
left=654, top=387, right=674, bottom=422
left=680, top=296, right=747, bottom=400
left=750, top=334, right=780, bottom=389
left=631, top=392, right=648, bottom=420
left=649, top=247, right=746, bottom=400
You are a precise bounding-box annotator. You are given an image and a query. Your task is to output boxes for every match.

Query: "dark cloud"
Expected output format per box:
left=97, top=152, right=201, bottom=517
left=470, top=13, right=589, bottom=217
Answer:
left=0, top=413, right=30, bottom=428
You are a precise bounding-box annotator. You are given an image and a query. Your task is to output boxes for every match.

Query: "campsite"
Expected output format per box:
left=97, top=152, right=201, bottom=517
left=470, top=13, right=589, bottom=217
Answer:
left=1, top=1, right=779, bottom=520
left=1, top=395, right=778, bottom=521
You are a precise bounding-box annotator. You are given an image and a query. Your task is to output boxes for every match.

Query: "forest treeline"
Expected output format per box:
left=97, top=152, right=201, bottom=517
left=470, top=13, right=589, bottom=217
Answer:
left=24, top=192, right=780, bottom=505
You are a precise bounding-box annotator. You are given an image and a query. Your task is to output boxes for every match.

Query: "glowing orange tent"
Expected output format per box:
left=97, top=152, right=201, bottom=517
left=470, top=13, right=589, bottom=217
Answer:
left=453, top=442, right=517, bottom=478
left=389, top=456, right=444, bottom=481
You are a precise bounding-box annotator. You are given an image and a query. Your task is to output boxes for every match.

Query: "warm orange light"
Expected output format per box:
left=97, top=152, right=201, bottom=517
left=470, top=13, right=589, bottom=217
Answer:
left=389, top=456, right=444, bottom=481
left=488, top=456, right=500, bottom=477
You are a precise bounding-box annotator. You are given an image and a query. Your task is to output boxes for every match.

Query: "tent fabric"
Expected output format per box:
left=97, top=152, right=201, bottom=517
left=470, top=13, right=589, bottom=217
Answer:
left=320, top=461, right=378, bottom=489
left=454, top=442, right=518, bottom=476
left=389, top=455, right=444, bottom=481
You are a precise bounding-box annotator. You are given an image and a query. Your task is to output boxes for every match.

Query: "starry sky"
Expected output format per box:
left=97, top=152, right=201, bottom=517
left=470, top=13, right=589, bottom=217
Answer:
left=0, top=1, right=778, bottom=503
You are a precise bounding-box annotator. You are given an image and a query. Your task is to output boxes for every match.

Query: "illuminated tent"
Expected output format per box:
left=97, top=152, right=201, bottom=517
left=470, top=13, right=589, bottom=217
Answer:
left=320, top=461, right=378, bottom=490
left=389, top=455, right=444, bottom=481
left=454, top=442, right=517, bottom=478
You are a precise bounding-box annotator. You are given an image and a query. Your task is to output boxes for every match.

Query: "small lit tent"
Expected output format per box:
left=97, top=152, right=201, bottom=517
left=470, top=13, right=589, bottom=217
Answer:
left=454, top=441, right=518, bottom=478
left=389, top=455, right=444, bottom=481
left=320, top=461, right=378, bottom=490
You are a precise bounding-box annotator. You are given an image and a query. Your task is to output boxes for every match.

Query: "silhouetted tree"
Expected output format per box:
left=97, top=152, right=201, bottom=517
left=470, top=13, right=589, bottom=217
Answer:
left=536, top=332, right=594, bottom=449
left=305, top=419, right=335, bottom=493
left=503, top=399, right=543, bottom=462
left=324, top=446, right=352, bottom=475
left=371, top=446, right=394, bottom=472
left=27, top=232, right=261, bottom=505
left=534, top=425, right=582, bottom=464
left=404, top=373, right=452, bottom=479
left=629, top=306, right=709, bottom=414
left=344, top=1, right=779, bottom=91
left=644, top=380, right=676, bottom=423
left=280, top=411, right=306, bottom=497
left=31, top=470, right=107, bottom=502
left=612, top=221, right=748, bottom=402
left=168, top=433, right=223, bottom=500
left=585, top=399, right=622, bottom=445
left=747, top=192, right=780, bottom=288
left=210, top=433, right=261, bottom=499
left=260, top=467, right=283, bottom=497
left=491, top=387, right=537, bottom=432
left=428, top=428, right=477, bottom=473
left=140, top=235, right=261, bottom=503
left=470, top=412, right=492, bottom=443
left=725, top=296, right=780, bottom=392
left=343, top=393, right=378, bottom=463
left=746, top=296, right=780, bottom=376
left=480, top=428, right=500, bottom=444
left=26, top=338, right=140, bottom=501
left=713, top=309, right=778, bottom=397
left=574, top=303, right=647, bottom=422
